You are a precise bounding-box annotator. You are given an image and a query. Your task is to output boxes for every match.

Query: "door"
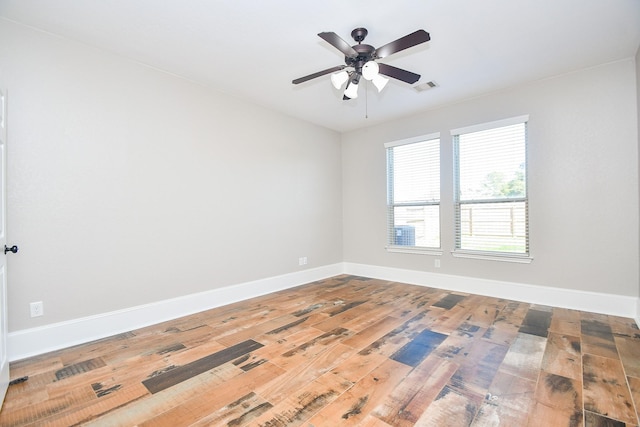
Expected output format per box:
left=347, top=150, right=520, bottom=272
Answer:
left=0, top=86, right=9, bottom=408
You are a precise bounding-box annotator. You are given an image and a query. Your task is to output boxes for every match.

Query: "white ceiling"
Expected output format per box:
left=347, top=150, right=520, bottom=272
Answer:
left=1, top=0, right=639, bottom=133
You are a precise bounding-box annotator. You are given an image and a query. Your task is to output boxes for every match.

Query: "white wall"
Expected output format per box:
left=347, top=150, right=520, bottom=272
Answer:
left=0, top=19, right=343, bottom=332
left=342, top=59, right=639, bottom=301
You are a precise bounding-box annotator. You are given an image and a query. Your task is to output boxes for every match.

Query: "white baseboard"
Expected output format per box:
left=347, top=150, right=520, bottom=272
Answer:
left=7, top=263, right=343, bottom=361
left=9, top=262, right=639, bottom=361
left=344, top=262, right=639, bottom=321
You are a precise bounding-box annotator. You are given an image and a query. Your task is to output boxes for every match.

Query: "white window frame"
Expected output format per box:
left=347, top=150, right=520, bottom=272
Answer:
left=385, top=133, right=442, bottom=255
left=451, top=116, right=532, bottom=263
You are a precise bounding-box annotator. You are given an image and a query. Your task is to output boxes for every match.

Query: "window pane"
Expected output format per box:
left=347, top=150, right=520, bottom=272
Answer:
left=458, top=123, right=526, bottom=201
left=393, top=205, right=440, bottom=247
left=391, top=141, right=440, bottom=204
left=458, top=201, right=527, bottom=253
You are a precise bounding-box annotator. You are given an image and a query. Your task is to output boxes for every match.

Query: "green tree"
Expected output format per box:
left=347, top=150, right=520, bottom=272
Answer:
left=482, top=166, right=525, bottom=198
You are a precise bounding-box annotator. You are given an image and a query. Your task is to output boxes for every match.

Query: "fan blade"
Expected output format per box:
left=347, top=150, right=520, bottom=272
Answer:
left=292, top=65, right=346, bottom=84
left=375, top=29, right=430, bottom=59
left=318, top=32, right=358, bottom=58
left=378, top=63, right=421, bottom=84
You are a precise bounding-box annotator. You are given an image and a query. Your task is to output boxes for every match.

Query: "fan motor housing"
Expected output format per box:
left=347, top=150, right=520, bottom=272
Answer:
left=346, top=44, right=376, bottom=71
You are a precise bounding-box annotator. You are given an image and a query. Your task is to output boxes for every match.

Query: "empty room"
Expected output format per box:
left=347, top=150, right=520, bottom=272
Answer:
left=0, top=1, right=639, bottom=426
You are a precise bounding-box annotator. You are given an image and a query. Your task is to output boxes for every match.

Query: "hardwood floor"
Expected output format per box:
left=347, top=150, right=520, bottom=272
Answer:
left=1, top=275, right=639, bottom=426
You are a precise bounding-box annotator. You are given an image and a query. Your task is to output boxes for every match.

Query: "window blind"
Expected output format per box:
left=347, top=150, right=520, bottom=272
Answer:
left=453, top=118, right=528, bottom=256
left=385, top=135, right=440, bottom=250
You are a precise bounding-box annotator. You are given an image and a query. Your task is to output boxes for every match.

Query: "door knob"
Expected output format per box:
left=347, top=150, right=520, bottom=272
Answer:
left=4, top=245, right=18, bottom=254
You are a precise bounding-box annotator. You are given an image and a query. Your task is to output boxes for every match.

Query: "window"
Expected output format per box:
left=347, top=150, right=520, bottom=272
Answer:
left=385, top=134, right=441, bottom=253
left=452, top=116, right=529, bottom=261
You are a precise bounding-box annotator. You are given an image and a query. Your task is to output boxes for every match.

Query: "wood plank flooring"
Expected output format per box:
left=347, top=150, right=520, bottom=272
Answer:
left=1, top=275, right=639, bottom=426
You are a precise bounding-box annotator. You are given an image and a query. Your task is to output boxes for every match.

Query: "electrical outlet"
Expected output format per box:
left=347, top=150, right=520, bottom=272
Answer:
left=434, top=259, right=441, bottom=268
left=298, top=257, right=308, bottom=266
left=30, top=301, right=44, bottom=317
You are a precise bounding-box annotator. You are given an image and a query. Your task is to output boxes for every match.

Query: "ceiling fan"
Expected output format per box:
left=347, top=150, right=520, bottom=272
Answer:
left=292, top=27, right=431, bottom=100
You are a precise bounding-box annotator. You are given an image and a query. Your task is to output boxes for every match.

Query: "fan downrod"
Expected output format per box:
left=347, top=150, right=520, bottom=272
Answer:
left=351, top=28, right=368, bottom=43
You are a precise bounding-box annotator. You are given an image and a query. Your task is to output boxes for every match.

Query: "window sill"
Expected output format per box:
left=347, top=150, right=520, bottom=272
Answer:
left=451, top=250, right=533, bottom=264
left=386, top=246, right=443, bottom=256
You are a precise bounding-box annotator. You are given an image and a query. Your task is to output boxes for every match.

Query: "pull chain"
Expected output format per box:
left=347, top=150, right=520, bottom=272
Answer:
left=365, top=80, right=369, bottom=119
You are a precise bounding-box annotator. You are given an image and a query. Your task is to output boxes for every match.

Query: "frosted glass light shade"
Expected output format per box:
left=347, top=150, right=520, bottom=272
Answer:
left=372, top=74, right=389, bottom=92
left=362, top=61, right=379, bottom=80
left=344, top=80, right=359, bottom=99
left=330, top=71, right=349, bottom=89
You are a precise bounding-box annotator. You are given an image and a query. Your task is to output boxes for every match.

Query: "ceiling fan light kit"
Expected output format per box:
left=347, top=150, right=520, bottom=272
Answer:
left=293, top=27, right=430, bottom=101
left=371, top=74, right=389, bottom=92
left=361, top=60, right=379, bottom=80
left=343, top=79, right=359, bottom=99
left=330, top=70, right=349, bottom=89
